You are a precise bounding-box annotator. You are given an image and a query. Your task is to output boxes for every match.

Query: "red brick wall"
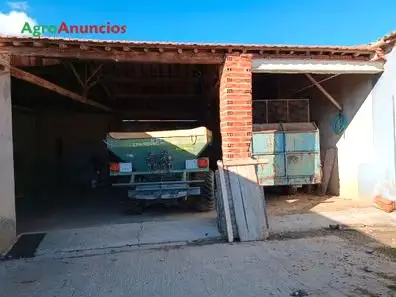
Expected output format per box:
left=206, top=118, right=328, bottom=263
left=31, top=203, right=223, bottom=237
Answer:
left=219, top=53, right=253, bottom=164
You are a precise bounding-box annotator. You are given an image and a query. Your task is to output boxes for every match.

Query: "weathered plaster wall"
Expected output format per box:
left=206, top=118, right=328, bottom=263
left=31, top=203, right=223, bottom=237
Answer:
left=305, top=74, right=375, bottom=198
left=0, top=53, right=16, bottom=254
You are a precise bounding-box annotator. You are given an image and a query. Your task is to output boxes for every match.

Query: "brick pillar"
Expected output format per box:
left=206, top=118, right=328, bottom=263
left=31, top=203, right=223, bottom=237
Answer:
left=219, top=53, right=253, bottom=164
left=0, top=52, right=16, bottom=254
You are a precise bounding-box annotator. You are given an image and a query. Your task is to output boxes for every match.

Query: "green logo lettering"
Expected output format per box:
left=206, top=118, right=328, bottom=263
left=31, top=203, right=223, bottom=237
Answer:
left=48, top=25, right=57, bottom=34
left=33, top=25, right=41, bottom=37
left=20, top=22, right=32, bottom=34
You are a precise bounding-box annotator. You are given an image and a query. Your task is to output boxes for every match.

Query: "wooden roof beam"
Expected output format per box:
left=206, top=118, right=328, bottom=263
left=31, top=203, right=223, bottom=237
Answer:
left=3, top=46, right=224, bottom=64
left=115, top=93, right=197, bottom=99
left=103, top=77, right=200, bottom=83
left=9, top=66, right=113, bottom=112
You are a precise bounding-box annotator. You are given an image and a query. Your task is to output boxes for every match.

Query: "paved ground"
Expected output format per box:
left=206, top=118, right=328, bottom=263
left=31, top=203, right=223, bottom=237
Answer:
left=1, top=234, right=396, bottom=297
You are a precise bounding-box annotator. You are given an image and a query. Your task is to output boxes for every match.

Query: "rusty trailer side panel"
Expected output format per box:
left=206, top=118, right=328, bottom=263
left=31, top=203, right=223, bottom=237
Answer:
left=252, top=122, right=321, bottom=186
left=285, top=152, right=321, bottom=184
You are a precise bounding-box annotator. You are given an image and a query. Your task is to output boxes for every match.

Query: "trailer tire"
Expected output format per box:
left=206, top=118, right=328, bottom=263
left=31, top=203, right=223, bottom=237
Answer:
left=287, top=185, right=298, bottom=195
left=194, top=170, right=216, bottom=212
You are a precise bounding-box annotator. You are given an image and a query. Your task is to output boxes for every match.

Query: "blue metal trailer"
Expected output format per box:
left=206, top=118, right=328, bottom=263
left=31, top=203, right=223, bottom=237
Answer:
left=251, top=122, right=322, bottom=187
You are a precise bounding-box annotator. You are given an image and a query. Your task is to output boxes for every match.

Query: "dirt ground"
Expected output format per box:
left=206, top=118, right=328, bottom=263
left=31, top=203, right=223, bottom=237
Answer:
left=267, top=193, right=373, bottom=217
left=2, top=233, right=396, bottom=297
left=4, top=188, right=396, bottom=296
left=266, top=192, right=396, bottom=249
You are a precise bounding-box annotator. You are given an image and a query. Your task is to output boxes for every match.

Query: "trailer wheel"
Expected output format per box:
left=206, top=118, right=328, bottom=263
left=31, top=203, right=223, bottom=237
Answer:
left=194, top=170, right=216, bottom=212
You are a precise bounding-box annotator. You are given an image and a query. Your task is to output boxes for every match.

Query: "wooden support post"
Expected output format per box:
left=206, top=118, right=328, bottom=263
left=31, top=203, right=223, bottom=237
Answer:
left=0, top=52, right=16, bottom=254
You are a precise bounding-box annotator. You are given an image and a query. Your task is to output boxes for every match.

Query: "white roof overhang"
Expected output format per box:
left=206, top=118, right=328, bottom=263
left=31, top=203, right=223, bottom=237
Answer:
left=252, top=58, right=384, bottom=74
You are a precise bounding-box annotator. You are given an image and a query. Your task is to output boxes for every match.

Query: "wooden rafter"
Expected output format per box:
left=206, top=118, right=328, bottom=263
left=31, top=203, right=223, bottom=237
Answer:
left=66, top=62, right=103, bottom=97
left=9, top=66, right=113, bottom=112
left=68, top=62, right=85, bottom=88
left=291, top=74, right=340, bottom=96
left=87, top=64, right=103, bottom=84
left=100, top=81, right=112, bottom=101
left=305, top=74, right=342, bottom=111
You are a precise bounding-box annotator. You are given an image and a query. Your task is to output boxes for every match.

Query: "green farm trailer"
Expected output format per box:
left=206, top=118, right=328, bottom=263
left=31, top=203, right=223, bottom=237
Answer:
left=105, top=126, right=215, bottom=212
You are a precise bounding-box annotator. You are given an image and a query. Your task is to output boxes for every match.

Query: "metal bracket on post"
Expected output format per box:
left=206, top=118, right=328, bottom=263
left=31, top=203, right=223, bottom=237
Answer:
left=305, top=73, right=343, bottom=111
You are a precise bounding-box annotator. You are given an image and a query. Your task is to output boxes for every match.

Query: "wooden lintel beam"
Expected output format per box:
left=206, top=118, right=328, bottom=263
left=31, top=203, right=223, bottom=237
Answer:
left=33, top=41, right=44, bottom=47
left=10, top=66, right=113, bottom=112
left=118, top=110, right=200, bottom=121
left=103, top=77, right=200, bottom=84
left=3, top=47, right=224, bottom=64
left=115, top=93, right=197, bottom=99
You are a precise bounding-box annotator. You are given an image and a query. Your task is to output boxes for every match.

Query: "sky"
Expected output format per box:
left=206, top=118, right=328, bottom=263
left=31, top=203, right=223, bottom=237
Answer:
left=0, top=0, right=394, bottom=46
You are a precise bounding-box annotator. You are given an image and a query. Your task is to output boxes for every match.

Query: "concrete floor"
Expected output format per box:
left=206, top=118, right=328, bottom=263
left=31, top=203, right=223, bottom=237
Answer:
left=18, top=204, right=217, bottom=234
left=15, top=189, right=221, bottom=258
left=16, top=188, right=216, bottom=234
left=34, top=217, right=221, bottom=258
left=2, top=235, right=396, bottom=297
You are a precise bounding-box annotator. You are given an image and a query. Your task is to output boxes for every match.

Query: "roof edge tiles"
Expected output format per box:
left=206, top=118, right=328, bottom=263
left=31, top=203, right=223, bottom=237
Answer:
left=0, top=35, right=377, bottom=62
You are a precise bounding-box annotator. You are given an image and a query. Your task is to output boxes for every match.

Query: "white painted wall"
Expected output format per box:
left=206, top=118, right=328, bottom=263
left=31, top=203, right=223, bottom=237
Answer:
left=368, top=46, right=396, bottom=195
left=333, top=46, right=396, bottom=199
left=337, top=80, right=376, bottom=199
